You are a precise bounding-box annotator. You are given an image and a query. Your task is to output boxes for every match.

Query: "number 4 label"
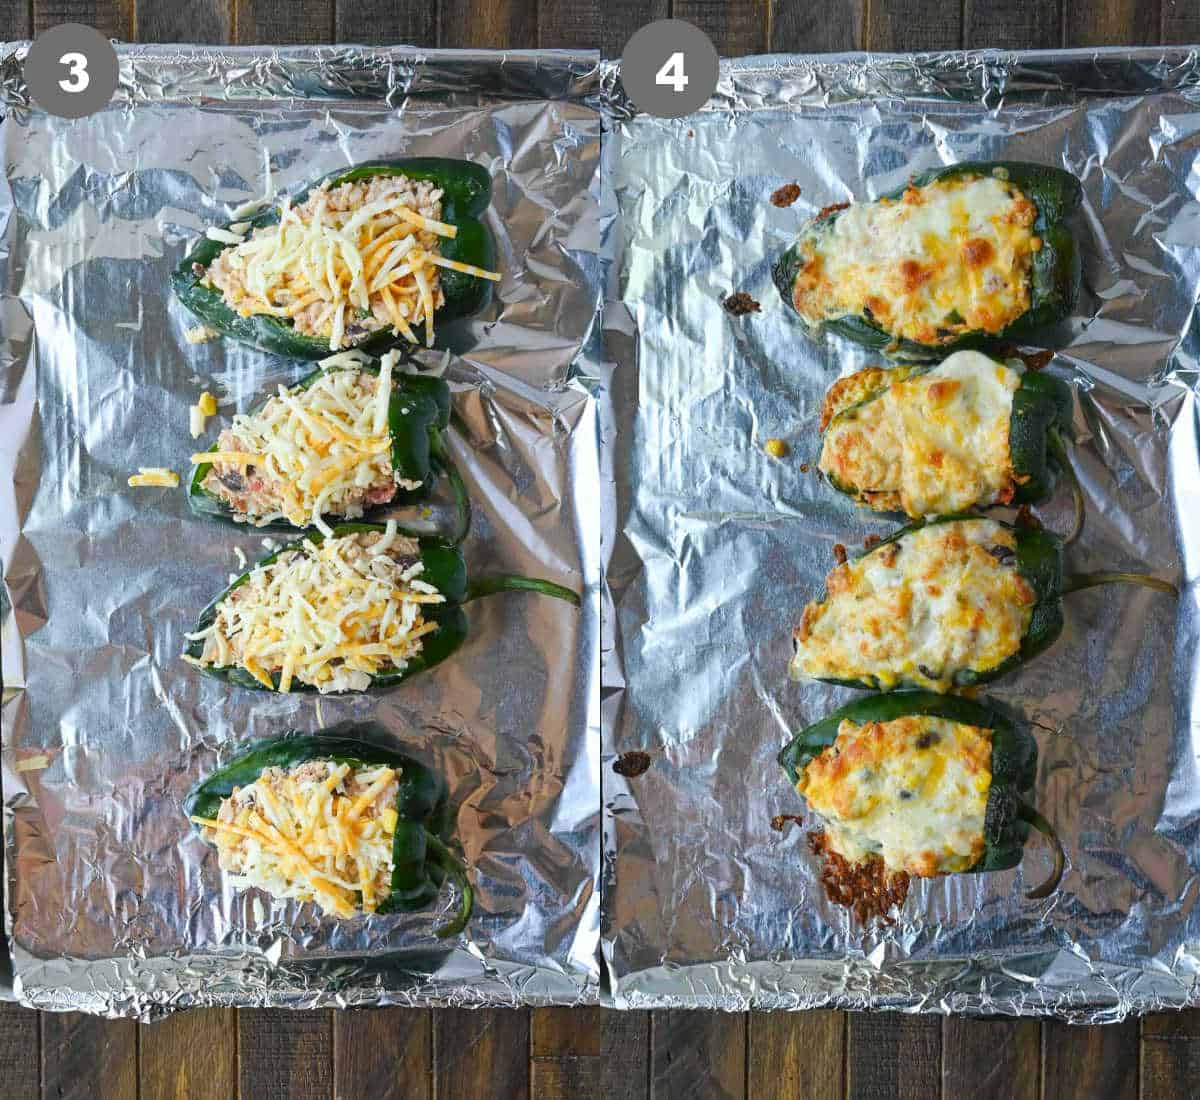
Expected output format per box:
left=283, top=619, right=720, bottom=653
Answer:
left=655, top=52, right=689, bottom=93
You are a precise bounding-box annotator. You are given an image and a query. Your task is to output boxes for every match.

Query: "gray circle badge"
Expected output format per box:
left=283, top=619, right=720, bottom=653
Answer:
left=620, top=20, right=719, bottom=119
left=24, top=24, right=119, bottom=120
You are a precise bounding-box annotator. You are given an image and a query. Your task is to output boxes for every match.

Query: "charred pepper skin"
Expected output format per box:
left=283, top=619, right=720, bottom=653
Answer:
left=184, top=521, right=580, bottom=694
left=185, top=724, right=472, bottom=935
left=172, top=158, right=495, bottom=358
left=777, top=691, right=1062, bottom=892
left=772, top=161, right=1083, bottom=360
left=189, top=361, right=471, bottom=543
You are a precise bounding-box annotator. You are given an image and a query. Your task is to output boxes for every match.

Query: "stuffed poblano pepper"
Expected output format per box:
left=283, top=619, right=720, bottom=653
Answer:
left=777, top=692, right=1065, bottom=904
left=792, top=515, right=1175, bottom=693
left=184, top=521, right=580, bottom=694
left=189, top=351, right=470, bottom=543
left=773, top=161, right=1082, bottom=359
left=818, top=349, right=1082, bottom=539
left=173, top=158, right=500, bottom=358
left=186, top=725, right=472, bottom=935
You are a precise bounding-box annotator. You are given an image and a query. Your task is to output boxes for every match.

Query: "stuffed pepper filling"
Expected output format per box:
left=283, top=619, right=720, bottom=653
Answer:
left=790, top=173, right=1040, bottom=346
left=201, top=175, right=497, bottom=350
left=188, top=526, right=443, bottom=694
left=819, top=351, right=1021, bottom=516
left=792, top=519, right=1035, bottom=691
left=797, top=714, right=992, bottom=877
left=191, top=758, right=400, bottom=917
left=194, top=357, right=418, bottom=530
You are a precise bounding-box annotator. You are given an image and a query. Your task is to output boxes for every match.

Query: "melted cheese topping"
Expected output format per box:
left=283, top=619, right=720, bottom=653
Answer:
left=192, top=759, right=400, bottom=916
left=798, top=715, right=991, bottom=876
left=792, top=519, right=1036, bottom=691
left=187, top=525, right=444, bottom=694
left=203, top=175, right=499, bottom=350
left=128, top=467, right=179, bottom=488
left=790, top=174, right=1040, bottom=345
left=193, top=353, right=418, bottom=533
left=819, top=351, right=1021, bottom=516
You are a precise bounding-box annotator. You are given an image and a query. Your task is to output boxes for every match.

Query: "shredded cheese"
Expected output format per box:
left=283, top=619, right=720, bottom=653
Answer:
left=128, top=467, right=180, bottom=488
left=195, top=366, right=420, bottom=527
left=188, top=526, right=444, bottom=694
left=201, top=175, right=500, bottom=351
left=193, top=759, right=401, bottom=917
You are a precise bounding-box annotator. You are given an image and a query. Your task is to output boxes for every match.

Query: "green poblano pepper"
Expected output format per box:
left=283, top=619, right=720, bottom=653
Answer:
left=172, top=158, right=495, bottom=358
left=185, top=522, right=580, bottom=694
left=185, top=724, right=472, bottom=936
left=189, top=359, right=472, bottom=544
left=777, top=691, right=1064, bottom=898
left=773, top=161, right=1083, bottom=360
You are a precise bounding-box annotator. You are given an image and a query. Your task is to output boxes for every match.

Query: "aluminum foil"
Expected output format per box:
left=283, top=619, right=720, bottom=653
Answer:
left=601, top=48, right=1200, bottom=1022
left=0, top=44, right=603, bottom=1017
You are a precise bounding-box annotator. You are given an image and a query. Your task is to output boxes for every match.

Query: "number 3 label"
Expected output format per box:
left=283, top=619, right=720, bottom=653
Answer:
left=58, top=51, right=90, bottom=93
left=655, top=52, right=689, bottom=94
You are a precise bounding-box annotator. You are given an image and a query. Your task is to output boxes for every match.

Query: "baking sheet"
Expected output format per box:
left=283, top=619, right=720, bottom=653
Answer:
left=601, top=48, right=1200, bottom=1021
left=0, top=44, right=604, bottom=1016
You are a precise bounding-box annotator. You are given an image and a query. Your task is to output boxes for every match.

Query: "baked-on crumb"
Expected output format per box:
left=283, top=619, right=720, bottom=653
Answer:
left=771, top=182, right=802, bottom=207
left=770, top=813, right=805, bottom=832
left=863, top=534, right=882, bottom=550
left=722, top=291, right=761, bottom=316
left=808, top=830, right=911, bottom=924
left=832, top=543, right=848, bottom=565
left=613, top=751, right=652, bottom=778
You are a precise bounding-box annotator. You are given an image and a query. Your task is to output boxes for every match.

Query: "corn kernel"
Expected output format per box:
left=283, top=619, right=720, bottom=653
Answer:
left=198, top=391, right=218, bottom=416
left=764, top=438, right=790, bottom=459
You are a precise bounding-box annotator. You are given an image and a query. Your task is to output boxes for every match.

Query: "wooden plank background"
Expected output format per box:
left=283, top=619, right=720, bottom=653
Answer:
left=2, top=0, right=1199, bottom=1095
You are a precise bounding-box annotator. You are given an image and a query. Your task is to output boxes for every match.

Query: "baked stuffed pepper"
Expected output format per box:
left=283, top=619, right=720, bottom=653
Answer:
left=777, top=692, right=1064, bottom=915
left=773, top=161, right=1082, bottom=359
left=791, top=516, right=1174, bottom=693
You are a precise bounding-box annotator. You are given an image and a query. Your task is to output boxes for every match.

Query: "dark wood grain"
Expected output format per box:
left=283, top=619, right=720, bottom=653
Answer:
left=1, top=0, right=31, bottom=36
left=33, top=0, right=131, bottom=38
left=139, top=1008, right=237, bottom=1100
left=235, top=0, right=332, bottom=45
left=530, top=1006, right=603, bottom=1098
left=651, top=1010, right=747, bottom=1100
left=441, top=0, right=535, bottom=49
left=41, top=1012, right=137, bottom=1100
left=865, top=0, right=962, bottom=51
left=846, top=1013, right=940, bottom=1100
left=537, top=0, right=665, bottom=53
left=942, top=1017, right=1039, bottom=1100
left=333, top=1008, right=431, bottom=1100
left=334, top=0, right=436, bottom=46
left=1161, top=0, right=1200, bottom=43
left=964, top=0, right=1062, bottom=49
left=602, top=1011, right=651, bottom=1100
left=769, top=0, right=864, bottom=53
left=239, top=1009, right=333, bottom=1100
left=434, top=1009, right=530, bottom=1100
left=1041, top=1019, right=1138, bottom=1100
left=136, top=0, right=231, bottom=43
left=674, top=0, right=767, bottom=56
left=0, top=1002, right=39, bottom=1100
left=748, top=1011, right=844, bottom=1100
left=1065, top=0, right=1159, bottom=45
left=1142, top=1010, right=1200, bottom=1100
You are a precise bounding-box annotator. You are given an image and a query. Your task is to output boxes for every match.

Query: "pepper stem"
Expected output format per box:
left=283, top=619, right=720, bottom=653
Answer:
left=1046, top=428, right=1084, bottom=547
left=1061, top=571, right=1177, bottom=597
left=467, top=574, right=582, bottom=606
left=1019, top=801, right=1066, bottom=900
left=430, top=431, right=472, bottom=546
left=425, top=834, right=473, bottom=939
